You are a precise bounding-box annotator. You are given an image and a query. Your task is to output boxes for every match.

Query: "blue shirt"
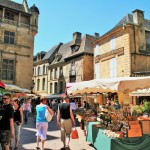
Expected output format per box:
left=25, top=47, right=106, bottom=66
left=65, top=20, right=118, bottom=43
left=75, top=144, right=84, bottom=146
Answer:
left=36, top=105, right=47, bottom=123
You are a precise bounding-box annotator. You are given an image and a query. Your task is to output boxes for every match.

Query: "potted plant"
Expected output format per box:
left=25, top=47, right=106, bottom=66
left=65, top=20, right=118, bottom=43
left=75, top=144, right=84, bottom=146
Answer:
left=141, top=100, right=150, bottom=117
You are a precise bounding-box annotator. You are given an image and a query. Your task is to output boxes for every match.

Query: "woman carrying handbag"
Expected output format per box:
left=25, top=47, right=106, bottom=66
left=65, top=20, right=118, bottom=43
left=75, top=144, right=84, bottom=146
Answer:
left=35, top=97, right=54, bottom=150
left=57, top=96, right=76, bottom=149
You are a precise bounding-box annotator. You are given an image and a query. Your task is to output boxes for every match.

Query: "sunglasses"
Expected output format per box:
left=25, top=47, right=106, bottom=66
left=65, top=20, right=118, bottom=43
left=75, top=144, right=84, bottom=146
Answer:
left=2, top=98, right=8, bottom=100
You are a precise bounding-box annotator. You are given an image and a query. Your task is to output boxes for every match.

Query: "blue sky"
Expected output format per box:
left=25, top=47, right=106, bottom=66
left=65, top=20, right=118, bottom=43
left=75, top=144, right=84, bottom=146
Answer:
left=13, top=0, right=150, bottom=55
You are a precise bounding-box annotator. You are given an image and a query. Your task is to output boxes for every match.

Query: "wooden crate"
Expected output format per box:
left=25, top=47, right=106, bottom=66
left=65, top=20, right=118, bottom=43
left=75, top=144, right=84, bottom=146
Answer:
left=140, top=120, right=150, bottom=134
left=129, top=121, right=139, bottom=127
left=128, top=127, right=142, bottom=137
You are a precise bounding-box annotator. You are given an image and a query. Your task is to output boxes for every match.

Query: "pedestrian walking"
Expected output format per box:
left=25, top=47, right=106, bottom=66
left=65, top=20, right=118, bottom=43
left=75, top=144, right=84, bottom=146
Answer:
left=57, top=96, right=76, bottom=149
left=10, top=98, right=23, bottom=150
left=22, top=99, right=32, bottom=124
left=0, top=93, right=14, bottom=150
left=35, top=97, right=54, bottom=150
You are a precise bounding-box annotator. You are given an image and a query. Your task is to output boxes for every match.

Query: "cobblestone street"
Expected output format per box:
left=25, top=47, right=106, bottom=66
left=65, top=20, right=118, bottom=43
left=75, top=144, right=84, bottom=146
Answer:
left=7, top=116, right=95, bottom=150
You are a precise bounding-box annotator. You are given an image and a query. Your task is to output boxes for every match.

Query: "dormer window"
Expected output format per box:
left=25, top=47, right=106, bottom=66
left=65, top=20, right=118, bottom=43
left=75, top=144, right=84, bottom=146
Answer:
left=71, top=45, right=80, bottom=54
left=54, top=53, right=62, bottom=62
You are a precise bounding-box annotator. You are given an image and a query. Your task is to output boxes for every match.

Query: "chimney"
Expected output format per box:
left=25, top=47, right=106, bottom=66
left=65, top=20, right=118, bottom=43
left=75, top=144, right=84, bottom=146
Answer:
left=73, top=32, right=81, bottom=45
left=132, top=9, right=144, bottom=26
left=132, top=9, right=146, bottom=51
left=95, top=33, right=100, bottom=39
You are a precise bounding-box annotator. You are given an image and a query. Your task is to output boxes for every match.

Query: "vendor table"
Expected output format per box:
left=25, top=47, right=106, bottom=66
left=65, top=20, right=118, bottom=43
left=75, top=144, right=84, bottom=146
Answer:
left=86, top=122, right=150, bottom=150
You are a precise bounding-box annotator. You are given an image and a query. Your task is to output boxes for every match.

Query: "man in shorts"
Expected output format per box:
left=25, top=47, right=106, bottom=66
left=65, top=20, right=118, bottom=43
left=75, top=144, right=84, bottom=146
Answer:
left=0, top=94, right=14, bottom=150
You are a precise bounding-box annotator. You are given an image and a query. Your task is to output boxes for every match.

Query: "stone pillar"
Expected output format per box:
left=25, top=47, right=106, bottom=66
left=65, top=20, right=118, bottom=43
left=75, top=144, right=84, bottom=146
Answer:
left=2, top=8, right=5, bottom=21
left=18, top=13, right=21, bottom=27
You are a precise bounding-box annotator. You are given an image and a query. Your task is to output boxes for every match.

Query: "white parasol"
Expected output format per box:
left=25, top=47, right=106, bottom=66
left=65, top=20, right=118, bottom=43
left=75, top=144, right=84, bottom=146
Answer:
left=67, top=76, right=150, bottom=95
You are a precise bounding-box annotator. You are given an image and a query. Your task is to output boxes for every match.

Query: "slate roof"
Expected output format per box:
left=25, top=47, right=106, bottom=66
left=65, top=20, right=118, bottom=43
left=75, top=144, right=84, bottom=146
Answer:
left=49, top=34, right=96, bottom=65
left=42, top=43, right=62, bottom=60
left=0, top=0, right=31, bottom=14
left=64, top=34, right=95, bottom=60
left=50, top=41, right=73, bottom=64
left=100, top=13, right=150, bottom=39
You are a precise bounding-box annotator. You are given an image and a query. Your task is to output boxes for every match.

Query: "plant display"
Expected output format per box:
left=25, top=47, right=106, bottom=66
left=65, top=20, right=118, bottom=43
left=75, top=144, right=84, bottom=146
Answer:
left=133, top=105, right=142, bottom=114
left=141, top=101, right=150, bottom=113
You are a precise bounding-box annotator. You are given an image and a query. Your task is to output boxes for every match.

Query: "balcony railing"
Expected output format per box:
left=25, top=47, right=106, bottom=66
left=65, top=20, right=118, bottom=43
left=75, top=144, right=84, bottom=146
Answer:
left=0, top=16, right=30, bottom=29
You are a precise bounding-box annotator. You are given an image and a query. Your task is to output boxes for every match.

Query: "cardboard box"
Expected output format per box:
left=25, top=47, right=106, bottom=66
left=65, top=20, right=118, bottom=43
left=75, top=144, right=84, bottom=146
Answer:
left=140, top=120, right=150, bottom=134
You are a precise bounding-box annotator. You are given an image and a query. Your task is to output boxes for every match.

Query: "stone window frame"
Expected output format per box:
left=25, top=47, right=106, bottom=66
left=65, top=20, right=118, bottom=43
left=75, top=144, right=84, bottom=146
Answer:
left=59, top=81, right=63, bottom=93
left=42, top=78, right=45, bottom=90
left=4, top=30, right=15, bottom=44
left=50, top=83, right=53, bottom=93
left=2, top=59, right=14, bottom=80
left=60, top=66, right=63, bottom=77
left=37, top=79, right=40, bottom=91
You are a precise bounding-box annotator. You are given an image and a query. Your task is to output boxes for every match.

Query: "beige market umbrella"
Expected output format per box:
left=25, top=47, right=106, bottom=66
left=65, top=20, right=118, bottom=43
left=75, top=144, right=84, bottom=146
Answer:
left=5, top=84, right=22, bottom=92
left=129, top=88, right=150, bottom=96
left=67, top=77, right=150, bottom=95
left=21, top=88, right=31, bottom=93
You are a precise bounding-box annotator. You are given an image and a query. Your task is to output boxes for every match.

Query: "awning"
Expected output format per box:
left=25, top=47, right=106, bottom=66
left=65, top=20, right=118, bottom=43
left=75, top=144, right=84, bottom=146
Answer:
left=130, top=88, right=150, bottom=96
left=5, top=84, right=22, bottom=92
left=45, top=94, right=64, bottom=99
left=67, top=76, right=150, bottom=95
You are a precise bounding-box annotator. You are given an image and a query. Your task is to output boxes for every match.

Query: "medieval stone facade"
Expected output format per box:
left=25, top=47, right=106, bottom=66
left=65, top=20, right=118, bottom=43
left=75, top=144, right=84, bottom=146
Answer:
left=0, top=0, right=39, bottom=89
left=93, top=9, right=150, bottom=79
left=33, top=32, right=97, bottom=95
left=33, top=43, right=62, bottom=95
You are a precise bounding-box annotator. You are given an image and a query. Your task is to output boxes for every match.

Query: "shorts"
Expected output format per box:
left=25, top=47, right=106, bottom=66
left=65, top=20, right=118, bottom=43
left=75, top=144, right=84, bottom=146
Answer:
left=36, top=122, right=48, bottom=140
left=0, top=130, right=11, bottom=145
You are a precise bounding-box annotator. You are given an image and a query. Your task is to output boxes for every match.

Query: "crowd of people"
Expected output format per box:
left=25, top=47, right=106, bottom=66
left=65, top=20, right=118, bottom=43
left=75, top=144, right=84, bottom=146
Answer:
left=0, top=94, right=77, bottom=150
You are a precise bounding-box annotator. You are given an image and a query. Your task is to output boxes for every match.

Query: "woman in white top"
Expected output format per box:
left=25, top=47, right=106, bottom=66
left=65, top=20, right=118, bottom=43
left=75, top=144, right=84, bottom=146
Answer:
left=22, top=99, right=32, bottom=124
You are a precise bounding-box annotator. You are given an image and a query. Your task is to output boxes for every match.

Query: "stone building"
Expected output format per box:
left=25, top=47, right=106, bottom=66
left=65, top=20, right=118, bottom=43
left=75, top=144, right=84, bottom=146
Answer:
left=94, top=9, right=150, bottom=79
left=48, top=32, right=97, bottom=94
left=0, top=0, right=39, bottom=89
left=33, top=43, right=62, bottom=95
left=93, top=9, right=150, bottom=104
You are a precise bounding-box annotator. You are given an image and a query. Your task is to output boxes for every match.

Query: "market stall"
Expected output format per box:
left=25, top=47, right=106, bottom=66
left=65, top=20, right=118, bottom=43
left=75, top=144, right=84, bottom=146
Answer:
left=67, top=77, right=150, bottom=150
left=86, top=122, right=150, bottom=150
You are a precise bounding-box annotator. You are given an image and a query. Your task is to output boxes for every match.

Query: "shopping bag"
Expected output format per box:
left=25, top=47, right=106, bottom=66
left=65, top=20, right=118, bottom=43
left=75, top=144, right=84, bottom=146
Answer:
left=71, top=128, right=79, bottom=139
left=45, top=109, right=52, bottom=122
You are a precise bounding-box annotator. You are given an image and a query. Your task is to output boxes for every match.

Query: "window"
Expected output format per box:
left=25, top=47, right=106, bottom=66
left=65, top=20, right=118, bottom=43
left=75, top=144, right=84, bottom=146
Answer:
left=38, top=67, right=40, bottom=75
left=35, top=18, right=37, bottom=25
left=95, top=63, right=100, bottom=79
left=95, top=44, right=100, bottom=56
left=110, top=58, right=117, bottom=78
left=110, top=37, right=115, bottom=51
left=43, top=65, right=45, bottom=75
left=70, top=76, right=76, bottom=83
left=60, top=66, right=63, bottom=77
left=42, top=78, right=45, bottom=90
left=59, top=81, right=63, bottom=93
left=4, top=31, right=15, bottom=44
left=5, top=11, right=14, bottom=20
left=46, top=66, right=48, bottom=74
left=2, top=59, right=14, bottom=80
left=37, top=79, right=40, bottom=91
left=55, top=68, right=57, bottom=79
left=50, top=69, right=53, bottom=79
left=50, top=83, right=53, bottom=93
left=54, top=82, right=57, bottom=93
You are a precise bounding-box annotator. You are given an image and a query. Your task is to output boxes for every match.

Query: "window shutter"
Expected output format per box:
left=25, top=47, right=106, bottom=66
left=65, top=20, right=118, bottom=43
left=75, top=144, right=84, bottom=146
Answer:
left=95, top=63, right=100, bottom=79
left=95, top=44, right=100, bottom=56
left=110, top=37, right=115, bottom=51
